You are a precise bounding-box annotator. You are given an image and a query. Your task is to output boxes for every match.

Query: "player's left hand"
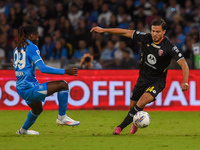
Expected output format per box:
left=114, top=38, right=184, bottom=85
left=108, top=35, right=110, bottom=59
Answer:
left=90, top=26, right=105, bottom=33
left=65, top=68, right=78, bottom=76
left=181, top=83, right=189, bottom=91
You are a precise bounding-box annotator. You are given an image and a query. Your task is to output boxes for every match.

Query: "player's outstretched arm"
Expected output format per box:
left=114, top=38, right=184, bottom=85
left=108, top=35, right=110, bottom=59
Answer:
left=36, top=58, right=78, bottom=76
left=90, top=26, right=134, bottom=38
left=177, top=58, right=189, bottom=91
left=36, top=60, right=78, bottom=76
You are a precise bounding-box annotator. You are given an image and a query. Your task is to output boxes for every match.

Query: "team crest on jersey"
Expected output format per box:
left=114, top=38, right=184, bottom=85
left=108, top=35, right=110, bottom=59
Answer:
left=158, top=49, right=163, bottom=56
left=36, top=50, right=40, bottom=55
left=39, top=85, right=43, bottom=89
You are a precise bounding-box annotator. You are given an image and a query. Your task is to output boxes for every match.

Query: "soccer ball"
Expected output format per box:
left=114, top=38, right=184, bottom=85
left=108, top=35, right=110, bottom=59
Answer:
left=133, top=111, right=151, bottom=128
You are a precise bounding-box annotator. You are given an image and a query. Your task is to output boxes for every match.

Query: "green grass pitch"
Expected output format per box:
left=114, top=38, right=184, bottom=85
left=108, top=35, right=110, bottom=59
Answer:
left=0, top=110, right=200, bottom=150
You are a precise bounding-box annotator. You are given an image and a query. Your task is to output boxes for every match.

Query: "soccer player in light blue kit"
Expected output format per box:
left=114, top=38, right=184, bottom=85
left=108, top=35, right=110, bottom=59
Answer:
left=14, top=25, right=80, bottom=135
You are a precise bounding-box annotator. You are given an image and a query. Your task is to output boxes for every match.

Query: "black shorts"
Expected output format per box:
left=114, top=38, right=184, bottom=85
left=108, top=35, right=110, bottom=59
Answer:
left=131, top=76, right=166, bottom=101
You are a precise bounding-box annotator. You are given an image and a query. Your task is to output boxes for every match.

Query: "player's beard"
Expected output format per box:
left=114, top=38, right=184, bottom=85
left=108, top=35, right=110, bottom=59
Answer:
left=153, top=36, right=162, bottom=43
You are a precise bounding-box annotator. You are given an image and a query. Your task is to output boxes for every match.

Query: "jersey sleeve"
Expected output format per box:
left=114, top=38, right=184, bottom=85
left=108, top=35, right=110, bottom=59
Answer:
left=132, top=30, right=150, bottom=43
left=27, top=44, right=42, bottom=64
left=36, top=59, right=65, bottom=75
left=27, top=44, right=65, bottom=75
left=171, top=45, right=184, bottom=61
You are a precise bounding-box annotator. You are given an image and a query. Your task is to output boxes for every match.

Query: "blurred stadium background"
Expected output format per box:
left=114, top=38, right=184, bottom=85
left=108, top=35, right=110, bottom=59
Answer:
left=0, top=0, right=200, bottom=111
left=0, top=1, right=200, bottom=149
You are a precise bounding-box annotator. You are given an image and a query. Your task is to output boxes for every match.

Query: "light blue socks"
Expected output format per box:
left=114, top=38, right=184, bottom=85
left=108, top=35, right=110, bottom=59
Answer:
left=22, top=90, right=69, bottom=130
left=22, top=110, right=39, bottom=130
left=58, top=90, right=69, bottom=116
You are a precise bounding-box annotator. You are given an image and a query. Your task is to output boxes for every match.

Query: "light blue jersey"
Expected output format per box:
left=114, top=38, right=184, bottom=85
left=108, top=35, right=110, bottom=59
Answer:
left=13, top=40, right=42, bottom=90
left=13, top=39, right=65, bottom=103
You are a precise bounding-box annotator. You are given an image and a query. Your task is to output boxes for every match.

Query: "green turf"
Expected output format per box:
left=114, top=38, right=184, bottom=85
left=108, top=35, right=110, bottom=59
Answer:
left=0, top=110, right=200, bottom=150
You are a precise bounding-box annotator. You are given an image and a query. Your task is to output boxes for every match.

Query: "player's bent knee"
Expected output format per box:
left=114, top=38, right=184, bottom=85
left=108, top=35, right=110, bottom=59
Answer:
left=59, top=80, right=68, bottom=90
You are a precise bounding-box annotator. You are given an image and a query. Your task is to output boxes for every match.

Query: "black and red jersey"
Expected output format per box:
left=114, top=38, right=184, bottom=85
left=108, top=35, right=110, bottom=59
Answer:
left=132, top=30, right=183, bottom=78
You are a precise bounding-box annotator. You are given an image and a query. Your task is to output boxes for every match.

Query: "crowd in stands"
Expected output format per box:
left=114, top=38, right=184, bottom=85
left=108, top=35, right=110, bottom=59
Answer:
left=0, top=0, right=199, bottom=69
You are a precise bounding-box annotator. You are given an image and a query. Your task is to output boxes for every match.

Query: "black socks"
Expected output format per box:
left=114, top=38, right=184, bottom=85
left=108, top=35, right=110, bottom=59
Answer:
left=118, top=105, right=143, bottom=130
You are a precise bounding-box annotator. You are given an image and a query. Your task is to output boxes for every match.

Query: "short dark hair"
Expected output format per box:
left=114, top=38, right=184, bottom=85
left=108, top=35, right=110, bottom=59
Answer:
left=150, top=19, right=167, bottom=30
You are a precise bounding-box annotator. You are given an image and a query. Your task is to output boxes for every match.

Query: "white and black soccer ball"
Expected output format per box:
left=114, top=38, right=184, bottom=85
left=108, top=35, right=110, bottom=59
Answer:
left=133, top=111, right=151, bottom=128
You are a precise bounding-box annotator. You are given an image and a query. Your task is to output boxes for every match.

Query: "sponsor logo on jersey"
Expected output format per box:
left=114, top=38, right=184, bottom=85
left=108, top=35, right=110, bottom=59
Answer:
left=172, top=46, right=179, bottom=53
left=151, top=43, right=161, bottom=49
left=175, top=49, right=179, bottom=53
left=139, top=32, right=146, bottom=35
left=15, top=71, right=24, bottom=76
left=136, top=31, right=140, bottom=34
left=172, top=46, right=178, bottom=51
left=147, top=54, right=157, bottom=65
left=158, top=49, right=163, bottom=56
left=136, top=31, right=146, bottom=35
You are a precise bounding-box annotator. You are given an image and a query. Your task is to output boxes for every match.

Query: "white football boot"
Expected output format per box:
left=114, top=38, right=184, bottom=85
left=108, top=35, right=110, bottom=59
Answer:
left=16, top=128, right=39, bottom=135
left=56, top=115, right=80, bottom=126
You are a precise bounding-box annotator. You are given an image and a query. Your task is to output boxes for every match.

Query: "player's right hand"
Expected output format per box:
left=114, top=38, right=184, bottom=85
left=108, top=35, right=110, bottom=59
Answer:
left=181, top=83, right=189, bottom=91
left=90, top=26, right=105, bottom=33
left=65, top=68, right=78, bottom=76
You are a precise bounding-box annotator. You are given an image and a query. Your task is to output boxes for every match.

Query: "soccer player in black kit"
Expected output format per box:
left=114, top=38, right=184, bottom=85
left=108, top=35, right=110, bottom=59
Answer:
left=90, top=19, right=189, bottom=135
